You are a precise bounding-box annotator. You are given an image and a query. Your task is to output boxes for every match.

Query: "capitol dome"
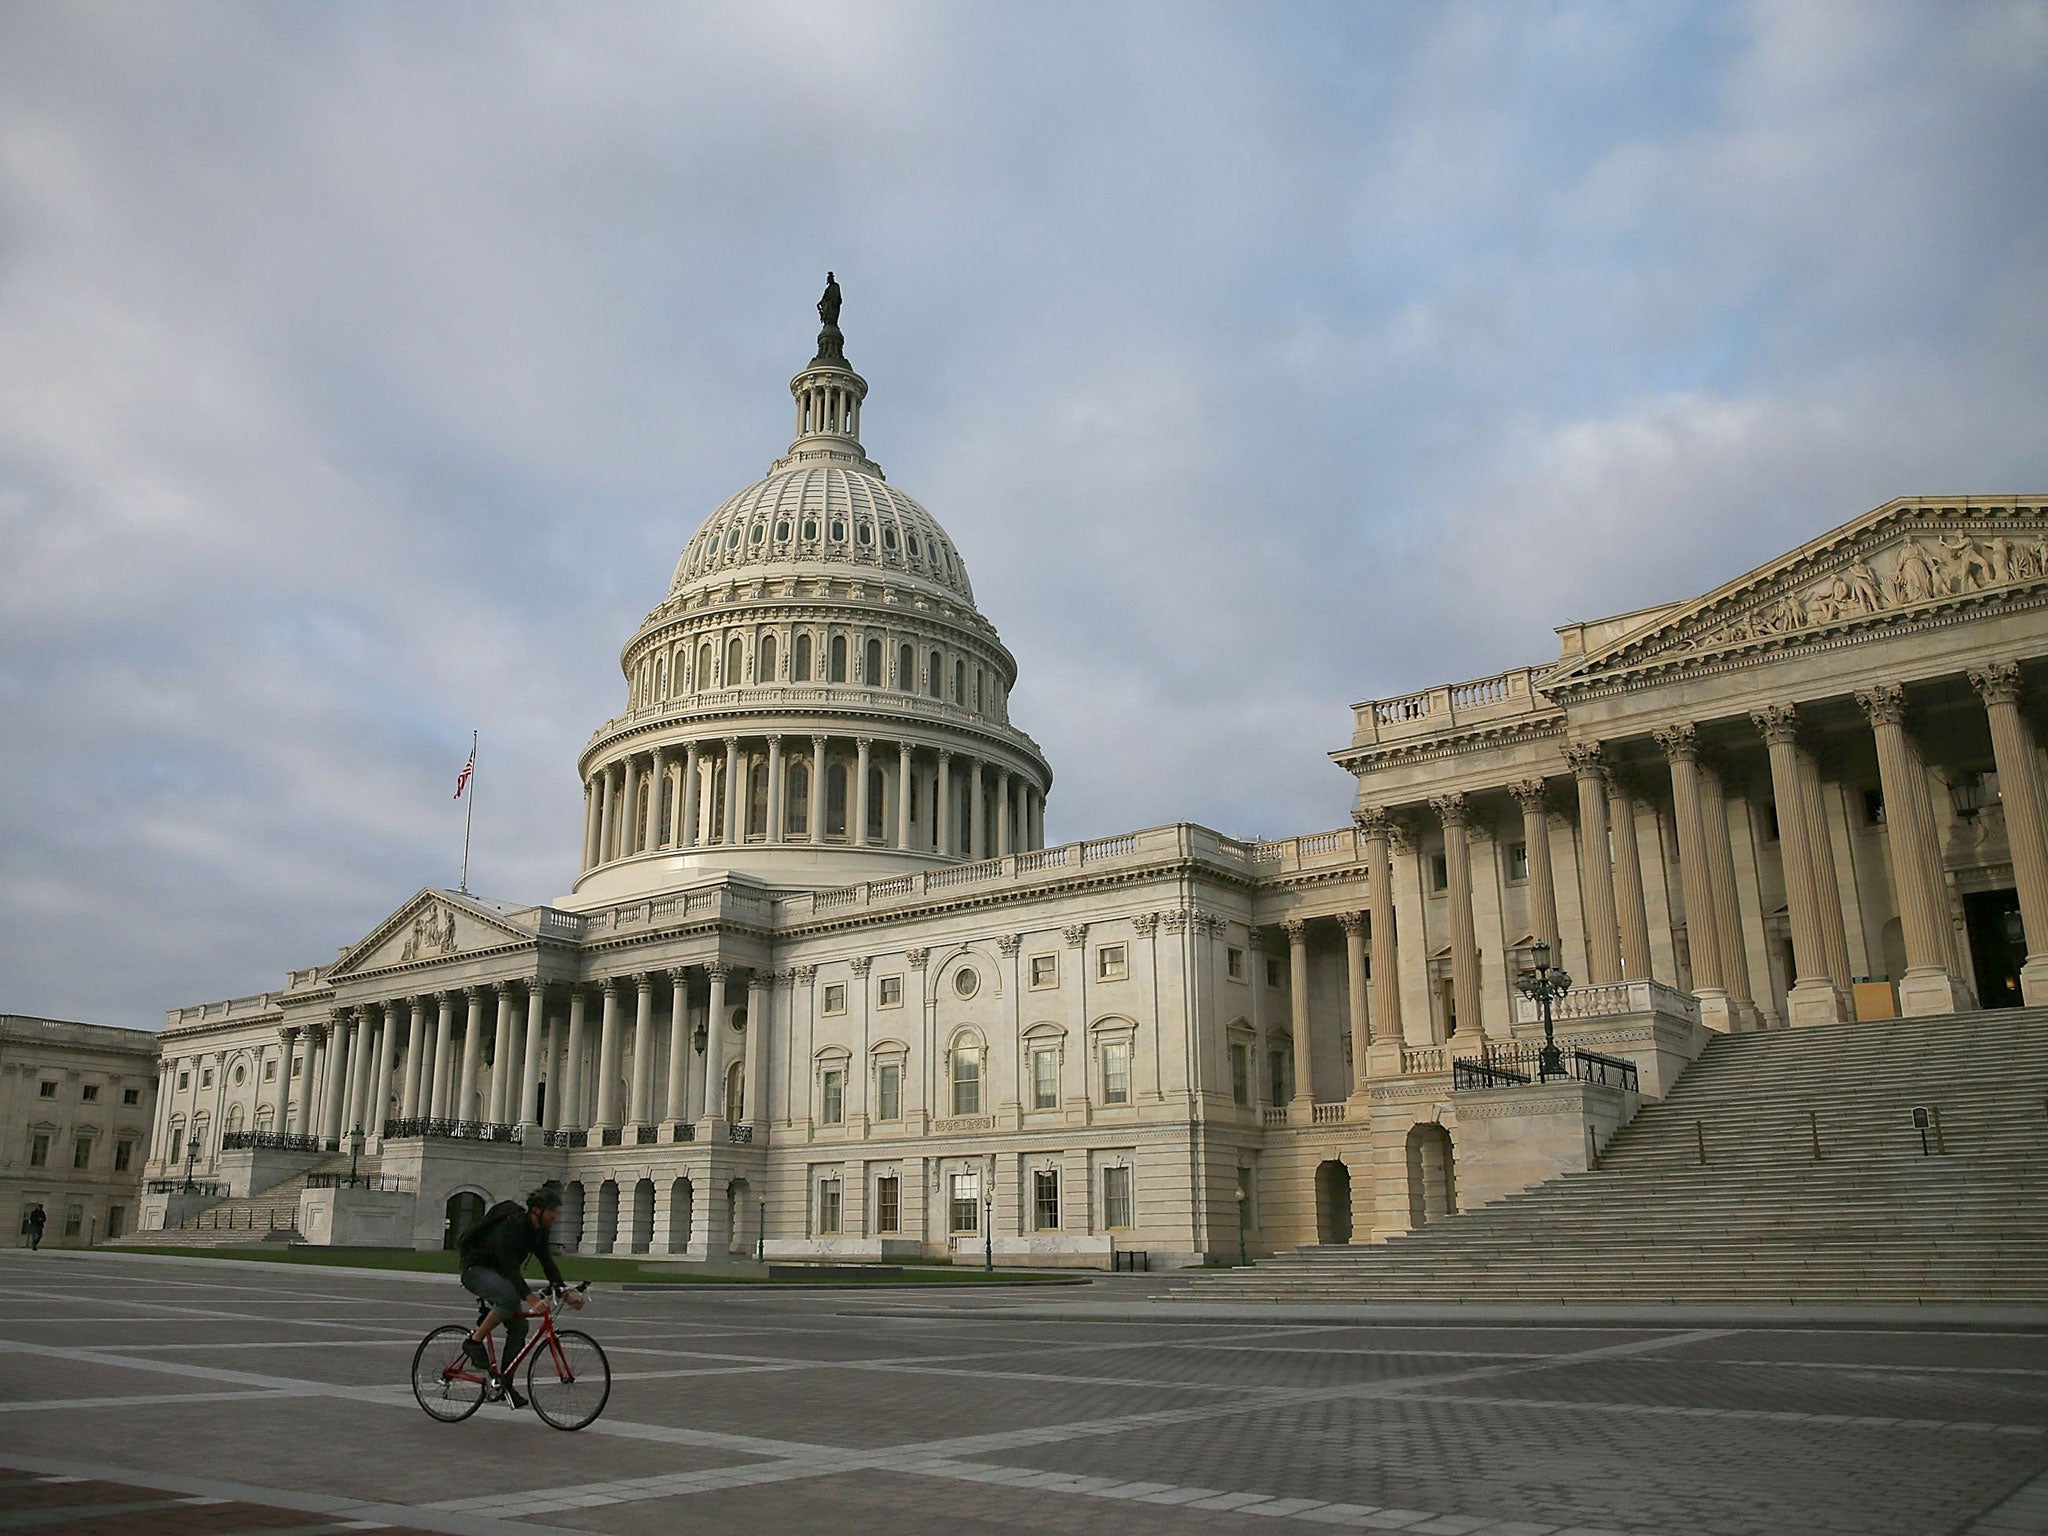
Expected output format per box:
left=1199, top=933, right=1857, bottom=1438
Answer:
left=563, top=281, right=1053, bottom=903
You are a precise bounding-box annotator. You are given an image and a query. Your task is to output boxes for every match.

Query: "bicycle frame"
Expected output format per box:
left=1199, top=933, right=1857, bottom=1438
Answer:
left=451, top=1284, right=588, bottom=1387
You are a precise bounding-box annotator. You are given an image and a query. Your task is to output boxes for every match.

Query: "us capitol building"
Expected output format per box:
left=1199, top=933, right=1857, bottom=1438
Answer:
left=137, top=285, right=2048, bottom=1266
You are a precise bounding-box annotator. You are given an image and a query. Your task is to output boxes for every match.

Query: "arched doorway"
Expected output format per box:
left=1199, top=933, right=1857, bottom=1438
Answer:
left=595, top=1179, right=620, bottom=1255
left=631, top=1178, right=655, bottom=1254
left=560, top=1181, right=585, bottom=1250
left=1314, top=1160, right=1353, bottom=1245
left=727, top=1177, right=752, bottom=1256
left=442, top=1190, right=486, bottom=1250
left=1405, top=1124, right=1457, bottom=1228
left=667, top=1178, right=693, bottom=1254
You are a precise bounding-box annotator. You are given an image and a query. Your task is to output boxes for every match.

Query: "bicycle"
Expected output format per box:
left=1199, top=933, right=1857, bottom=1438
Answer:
left=411, top=1281, right=611, bottom=1430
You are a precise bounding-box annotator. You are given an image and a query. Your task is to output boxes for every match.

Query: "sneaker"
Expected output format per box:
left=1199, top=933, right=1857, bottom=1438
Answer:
left=462, top=1339, right=489, bottom=1373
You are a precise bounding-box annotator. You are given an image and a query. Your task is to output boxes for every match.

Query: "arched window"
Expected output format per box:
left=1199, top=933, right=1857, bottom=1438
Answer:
left=747, top=760, right=768, bottom=839
left=826, top=763, right=849, bottom=837
left=950, top=1041, right=983, bottom=1116
left=726, top=636, right=744, bottom=685
left=697, top=643, right=713, bottom=692
left=928, top=650, right=943, bottom=699
left=899, top=643, right=914, bottom=691
left=786, top=761, right=810, bottom=836
left=793, top=632, right=812, bottom=682
left=975, top=670, right=983, bottom=711
left=829, top=634, right=848, bottom=683
left=725, top=1062, right=745, bottom=1123
left=954, top=660, right=966, bottom=704
left=760, top=632, right=777, bottom=682
left=864, top=637, right=882, bottom=685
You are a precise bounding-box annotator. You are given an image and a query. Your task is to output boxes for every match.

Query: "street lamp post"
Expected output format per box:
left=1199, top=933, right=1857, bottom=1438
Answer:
left=982, top=1156, right=995, bottom=1273
left=346, top=1125, right=364, bottom=1187
left=1235, top=1176, right=1248, bottom=1267
left=182, top=1134, right=201, bottom=1192
left=1515, top=939, right=1573, bottom=1080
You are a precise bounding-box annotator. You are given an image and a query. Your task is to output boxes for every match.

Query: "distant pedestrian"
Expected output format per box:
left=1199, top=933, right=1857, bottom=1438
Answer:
left=26, top=1205, right=46, bottom=1251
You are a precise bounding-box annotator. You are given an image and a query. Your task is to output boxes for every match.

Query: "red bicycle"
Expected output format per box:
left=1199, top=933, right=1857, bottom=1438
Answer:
left=411, top=1281, right=611, bottom=1430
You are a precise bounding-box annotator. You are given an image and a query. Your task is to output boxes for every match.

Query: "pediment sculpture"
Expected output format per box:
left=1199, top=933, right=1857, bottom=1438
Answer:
left=399, top=902, right=460, bottom=962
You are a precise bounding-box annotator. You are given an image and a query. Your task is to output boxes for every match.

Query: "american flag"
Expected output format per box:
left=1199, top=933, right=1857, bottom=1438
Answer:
left=453, top=747, right=474, bottom=799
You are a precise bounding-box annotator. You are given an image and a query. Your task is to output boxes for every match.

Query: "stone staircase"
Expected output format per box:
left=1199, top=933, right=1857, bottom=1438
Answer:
left=117, top=1154, right=382, bottom=1248
left=1183, top=1008, right=2048, bottom=1304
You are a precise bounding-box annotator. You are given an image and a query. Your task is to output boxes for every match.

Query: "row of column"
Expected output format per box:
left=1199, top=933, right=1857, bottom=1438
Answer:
left=581, top=736, right=1046, bottom=870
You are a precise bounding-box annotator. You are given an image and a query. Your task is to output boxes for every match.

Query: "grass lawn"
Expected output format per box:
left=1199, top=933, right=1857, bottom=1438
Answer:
left=111, top=1246, right=1084, bottom=1285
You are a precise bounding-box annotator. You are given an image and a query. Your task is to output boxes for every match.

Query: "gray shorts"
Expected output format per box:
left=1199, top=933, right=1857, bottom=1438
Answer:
left=460, top=1265, right=527, bottom=1318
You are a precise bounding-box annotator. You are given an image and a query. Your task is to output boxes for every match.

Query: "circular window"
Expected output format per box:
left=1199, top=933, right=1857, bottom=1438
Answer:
left=953, top=969, right=980, bottom=1000
left=730, top=1006, right=748, bottom=1032
left=232, top=1064, right=246, bottom=1086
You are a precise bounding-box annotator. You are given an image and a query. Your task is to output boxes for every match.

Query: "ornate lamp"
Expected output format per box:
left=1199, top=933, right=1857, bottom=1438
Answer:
left=1515, top=939, right=1573, bottom=1080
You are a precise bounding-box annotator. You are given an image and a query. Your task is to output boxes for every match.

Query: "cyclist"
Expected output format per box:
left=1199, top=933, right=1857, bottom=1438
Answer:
left=457, top=1182, right=582, bottom=1408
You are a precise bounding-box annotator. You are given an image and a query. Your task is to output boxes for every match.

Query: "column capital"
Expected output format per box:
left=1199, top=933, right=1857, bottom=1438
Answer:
left=705, top=962, right=731, bottom=982
left=1970, top=660, right=2024, bottom=707
left=634, top=972, right=657, bottom=994
left=766, top=732, right=784, bottom=747
left=1751, top=701, right=1801, bottom=744
left=1352, top=805, right=1394, bottom=839
left=1429, top=792, right=1469, bottom=826
left=810, top=734, right=827, bottom=750
left=996, top=933, right=1023, bottom=956
left=724, top=735, right=740, bottom=750
left=601, top=975, right=629, bottom=996
left=1507, top=779, right=1547, bottom=810
left=1132, top=912, right=1160, bottom=936
left=1283, top=918, right=1310, bottom=944
left=1855, top=682, right=1907, bottom=727
left=1652, top=722, right=1699, bottom=760
left=850, top=957, right=873, bottom=977
left=1562, top=740, right=1605, bottom=775
left=750, top=968, right=777, bottom=993
left=792, top=964, right=819, bottom=984
left=905, top=947, right=930, bottom=970
left=856, top=736, right=873, bottom=751
left=1061, top=924, right=1089, bottom=948
left=1337, top=910, right=1368, bottom=936
left=277, top=1024, right=301, bottom=1041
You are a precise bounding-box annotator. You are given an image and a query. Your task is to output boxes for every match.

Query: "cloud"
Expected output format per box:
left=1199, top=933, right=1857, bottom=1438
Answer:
left=0, top=1, right=2044, bottom=1028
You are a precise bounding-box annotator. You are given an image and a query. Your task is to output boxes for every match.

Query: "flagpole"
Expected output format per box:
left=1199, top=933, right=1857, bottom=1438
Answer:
left=459, top=730, right=477, bottom=894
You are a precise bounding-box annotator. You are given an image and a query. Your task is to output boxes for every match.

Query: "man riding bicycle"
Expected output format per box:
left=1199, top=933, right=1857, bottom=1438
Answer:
left=457, top=1182, right=583, bottom=1409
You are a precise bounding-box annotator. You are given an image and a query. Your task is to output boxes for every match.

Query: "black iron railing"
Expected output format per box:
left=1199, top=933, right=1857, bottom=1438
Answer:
left=543, top=1129, right=588, bottom=1149
left=1452, top=1044, right=1640, bottom=1094
left=636, top=1126, right=658, bottom=1145
left=381, top=1118, right=524, bottom=1144
left=147, top=1179, right=227, bottom=1196
left=1452, top=1058, right=1532, bottom=1091
left=600, top=1128, right=623, bottom=1146
left=728, top=1124, right=755, bottom=1145
left=220, top=1131, right=326, bottom=1153
left=306, top=1172, right=408, bottom=1192
left=671, top=1122, right=696, bottom=1143
left=1571, top=1048, right=1640, bottom=1093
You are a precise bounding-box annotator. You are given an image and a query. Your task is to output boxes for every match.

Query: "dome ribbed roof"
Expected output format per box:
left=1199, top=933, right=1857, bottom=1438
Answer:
left=669, top=462, right=976, bottom=603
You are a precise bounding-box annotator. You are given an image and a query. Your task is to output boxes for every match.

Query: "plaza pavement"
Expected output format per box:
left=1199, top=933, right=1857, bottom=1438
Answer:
left=2, top=1252, right=2047, bottom=1535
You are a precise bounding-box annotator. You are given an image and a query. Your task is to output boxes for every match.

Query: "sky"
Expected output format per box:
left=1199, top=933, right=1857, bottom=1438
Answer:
left=3, top=1, right=2046, bottom=1031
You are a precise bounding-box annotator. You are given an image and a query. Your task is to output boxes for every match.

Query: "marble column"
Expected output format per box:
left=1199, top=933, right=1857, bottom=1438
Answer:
left=897, top=743, right=914, bottom=849
left=936, top=752, right=954, bottom=855
left=996, top=769, right=1014, bottom=857
left=540, top=1018, right=563, bottom=1135
left=1356, top=808, right=1403, bottom=1059
left=1284, top=920, right=1314, bottom=1108
left=854, top=738, right=873, bottom=847
left=369, top=1003, right=399, bottom=1139
left=1972, top=661, right=2048, bottom=1003
left=681, top=744, right=702, bottom=847
left=700, top=964, right=730, bottom=1121
left=666, top=971, right=692, bottom=1128
left=1655, top=724, right=1731, bottom=1028
left=1432, top=793, right=1486, bottom=1045
left=488, top=987, right=517, bottom=1123
left=563, top=988, right=588, bottom=1133
left=1339, top=911, right=1371, bottom=1095
left=1753, top=703, right=1847, bottom=1024
left=428, top=993, right=456, bottom=1119
left=322, top=1014, right=352, bottom=1145
left=1608, top=771, right=1655, bottom=981
left=582, top=785, right=599, bottom=871
left=766, top=736, right=785, bottom=842
left=1508, top=780, right=1560, bottom=959
left=271, top=1027, right=297, bottom=1135
left=594, top=978, right=625, bottom=1133
left=743, top=971, right=771, bottom=1127
left=722, top=738, right=742, bottom=845
left=1565, top=745, right=1624, bottom=984
left=808, top=736, right=827, bottom=843
left=1697, top=763, right=1757, bottom=1023
left=620, top=756, right=641, bottom=857
left=596, top=770, right=615, bottom=865
left=1857, top=683, right=1967, bottom=1015
left=628, top=973, right=657, bottom=1127
left=457, top=988, right=486, bottom=1123
left=1796, top=746, right=1854, bottom=992
left=519, top=984, right=546, bottom=1132
left=969, top=758, right=985, bottom=860
left=400, top=998, right=427, bottom=1122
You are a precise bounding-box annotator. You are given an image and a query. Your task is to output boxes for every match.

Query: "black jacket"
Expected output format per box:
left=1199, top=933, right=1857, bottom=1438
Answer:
left=457, top=1201, right=565, bottom=1288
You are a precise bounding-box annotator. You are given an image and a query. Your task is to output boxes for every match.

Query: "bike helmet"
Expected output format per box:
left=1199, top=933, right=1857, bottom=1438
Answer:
left=524, top=1182, right=564, bottom=1211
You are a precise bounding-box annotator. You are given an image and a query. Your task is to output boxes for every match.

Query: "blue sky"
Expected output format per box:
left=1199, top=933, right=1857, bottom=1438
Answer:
left=3, top=1, right=2045, bottom=1029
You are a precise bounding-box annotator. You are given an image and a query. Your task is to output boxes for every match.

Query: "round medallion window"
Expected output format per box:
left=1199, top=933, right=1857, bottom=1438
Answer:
left=232, top=1064, right=246, bottom=1085
left=953, top=969, right=980, bottom=1000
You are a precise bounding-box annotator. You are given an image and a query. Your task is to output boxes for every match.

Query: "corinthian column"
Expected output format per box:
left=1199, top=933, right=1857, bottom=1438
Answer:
left=594, top=978, right=624, bottom=1132
left=644, top=747, right=666, bottom=850
left=766, top=736, right=785, bottom=842
left=897, top=743, right=914, bottom=849
left=595, top=769, right=615, bottom=865
left=743, top=971, right=771, bottom=1128
left=1607, top=770, right=1654, bottom=981
left=562, top=987, right=588, bottom=1132
left=1857, top=683, right=1967, bottom=1015
left=519, top=983, right=546, bottom=1131
left=428, top=992, right=455, bottom=1119
left=620, top=755, right=641, bottom=856
left=666, top=972, right=691, bottom=1128
left=457, top=988, right=486, bottom=1122
left=700, top=964, right=729, bottom=1121
left=1508, top=780, right=1560, bottom=959
left=722, top=738, right=742, bottom=845
left=1698, top=763, right=1757, bottom=1024
left=1565, top=745, right=1623, bottom=984
left=808, top=736, right=827, bottom=843
left=936, top=752, right=953, bottom=854
left=488, top=986, right=517, bottom=1123
left=1283, top=920, right=1314, bottom=1111
left=1972, top=661, right=2048, bottom=1003
left=1654, top=724, right=1731, bottom=1030
left=400, top=998, right=427, bottom=1121
left=968, top=757, right=985, bottom=859
left=1431, top=794, right=1486, bottom=1045
left=271, top=1027, right=298, bottom=1136
left=681, top=743, right=702, bottom=847
left=1753, top=703, right=1847, bottom=1025
left=855, top=738, right=873, bottom=847
left=1338, top=911, right=1371, bottom=1095
left=628, top=973, right=657, bottom=1127
left=1355, top=808, right=1404, bottom=1061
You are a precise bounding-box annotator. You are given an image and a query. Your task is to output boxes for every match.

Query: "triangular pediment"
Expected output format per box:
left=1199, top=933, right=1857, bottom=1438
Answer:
left=330, top=889, right=536, bottom=977
left=1544, top=497, right=2048, bottom=694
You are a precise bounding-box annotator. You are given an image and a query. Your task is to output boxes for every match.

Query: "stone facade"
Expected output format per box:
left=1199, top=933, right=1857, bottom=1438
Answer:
left=1, top=1015, right=159, bottom=1245
left=135, top=306, right=2048, bottom=1262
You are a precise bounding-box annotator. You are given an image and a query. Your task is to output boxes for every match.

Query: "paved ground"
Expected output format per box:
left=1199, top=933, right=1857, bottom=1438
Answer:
left=3, top=1253, right=2048, bottom=1536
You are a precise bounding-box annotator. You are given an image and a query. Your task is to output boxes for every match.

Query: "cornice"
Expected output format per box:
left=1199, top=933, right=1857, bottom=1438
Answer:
left=1336, top=715, right=1568, bottom=776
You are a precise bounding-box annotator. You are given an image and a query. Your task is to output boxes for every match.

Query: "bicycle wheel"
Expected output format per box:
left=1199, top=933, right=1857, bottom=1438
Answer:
left=412, top=1325, right=486, bottom=1422
left=526, top=1328, right=611, bottom=1431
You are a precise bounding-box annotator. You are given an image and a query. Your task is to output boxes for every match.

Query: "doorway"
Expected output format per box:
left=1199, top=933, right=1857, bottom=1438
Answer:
left=1965, top=888, right=2025, bottom=1008
left=442, top=1190, right=485, bottom=1250
left=1405, top=1124, right=1457, bottom=1229
left=1314, top=1160, right=1352, bottom=1245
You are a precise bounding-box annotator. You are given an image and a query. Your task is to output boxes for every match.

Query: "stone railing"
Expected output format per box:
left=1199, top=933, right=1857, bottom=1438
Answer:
left=1260, top=1107, right=1288, bottom=1128
left=1311, top=1102, right=1347, bottom=1124
left=571, top=885, right=775, bottom=939
left=1511, top=977, right=1699, bottom=1028
left=1351, top=664, right=1558, bottom=747
left=1401, top=1046, right=1449, bottom=1076
left=588, top=683, right=1031, bottom=750
left=164, top=991, right=282, bottom=1030
left=1247, top=826, right=1365, bottom=874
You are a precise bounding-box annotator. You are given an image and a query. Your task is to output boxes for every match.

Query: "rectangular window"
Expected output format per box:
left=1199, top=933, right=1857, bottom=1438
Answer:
left=73, top=1139, right=93, bottom=1170
left=818, top=1179, right=842, bottom=1237
left=177, top=1072, right=190, bottom=1090
left=949, top=1171, right=980, bottom=1233
left=122, top=1088, right=140, bottom=1105
left=823, top=982, right=847, bottom=1015
left=1230, top=1043, right=1250, bottom=1106
left=114, top=1141, right=134, bottom=1173
left=952, top=1048, right=982, bottom=1115
left=876, top=1175, right=901, bottom=1233
left=1103, top=1165, right=1134, bottom=1229
left=29, top=1134, right=49, bottom=1168
left=1506, top=842, right=1529, bottom=882
left=1862, top=787, right=1887, bottom=827
left=1266, top=957, right=1282, bottom=988
left=1031, top=1047, right=1059, bottom=1110
left=38, top=1082, right=56, bottom=1099
left=1096, top=944, right=1128, bottom=981
left=64, top=1205, right=83, bottom=1238
left=820, top=1068, right=845, bottom=1125
left=1226, top=946, right=1244, bottom=979
left=200, top=1069, right=213, bottom=1088
left=877, top=975, right=903, bottom=1008
left=877, top=1062, right=902, bottom=1121
left=1029, top=954, right=1058, bottom=988
left=1102, top=1040, right=1130, bottom=1104
left=1430, top=853, right=1449, bottom=891
left=263, top=1060, right=277, bottom=1082
left=290, top=1057, right=302, bottom=1078
left=81, top=1084, right=100, bottom=1102
left=1269, top=1049, right=1289, bottom=1105
left=1033, top=1170, right=1060, bottom=1230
